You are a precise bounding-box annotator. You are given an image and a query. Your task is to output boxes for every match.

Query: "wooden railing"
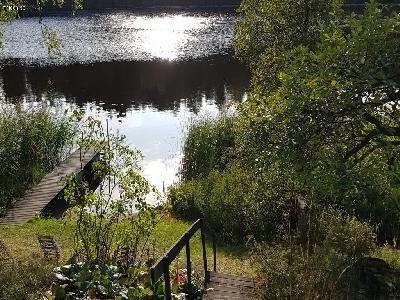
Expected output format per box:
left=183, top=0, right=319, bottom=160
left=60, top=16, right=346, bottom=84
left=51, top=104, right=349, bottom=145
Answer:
left=150, top=219, right=216, bottom=300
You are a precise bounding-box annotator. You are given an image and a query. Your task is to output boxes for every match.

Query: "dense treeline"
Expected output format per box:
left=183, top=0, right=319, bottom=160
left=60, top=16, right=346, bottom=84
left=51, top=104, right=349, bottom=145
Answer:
left=80, top=0, right=242, bottom=8
left=18, top=0, right=399, bottom=12
left=21, top=0, right=241, bottom=12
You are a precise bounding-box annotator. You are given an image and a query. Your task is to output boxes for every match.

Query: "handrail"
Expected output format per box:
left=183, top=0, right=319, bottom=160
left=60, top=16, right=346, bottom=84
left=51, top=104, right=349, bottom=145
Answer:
left=150, top=218, right=216, bottom=300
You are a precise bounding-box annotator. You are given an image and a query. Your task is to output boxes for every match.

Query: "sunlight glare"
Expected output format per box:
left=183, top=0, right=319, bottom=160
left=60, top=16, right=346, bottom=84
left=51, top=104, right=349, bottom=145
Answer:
left=120, top=14, right=209, bottom=61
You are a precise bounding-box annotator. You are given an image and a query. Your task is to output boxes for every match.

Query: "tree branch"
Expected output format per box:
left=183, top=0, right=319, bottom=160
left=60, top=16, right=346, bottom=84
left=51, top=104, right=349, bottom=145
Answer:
left=364, top=113, right=400, bottom=136
left=345, top=130, right=378, bottom=160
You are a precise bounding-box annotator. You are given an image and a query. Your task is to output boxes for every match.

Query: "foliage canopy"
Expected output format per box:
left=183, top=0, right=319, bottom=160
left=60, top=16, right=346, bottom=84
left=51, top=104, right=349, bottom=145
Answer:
left=236, top=1, right=400, bottom=240
left=234, top=0, right=344, bottom=94
left=172, top=1, right=400, bottom=242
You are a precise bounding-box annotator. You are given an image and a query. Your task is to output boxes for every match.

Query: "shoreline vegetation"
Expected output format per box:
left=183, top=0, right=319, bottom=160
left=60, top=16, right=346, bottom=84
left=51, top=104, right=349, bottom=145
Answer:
left=0, top=0, right=400, bottom=299
left=0, top=107, right=74, bottom=217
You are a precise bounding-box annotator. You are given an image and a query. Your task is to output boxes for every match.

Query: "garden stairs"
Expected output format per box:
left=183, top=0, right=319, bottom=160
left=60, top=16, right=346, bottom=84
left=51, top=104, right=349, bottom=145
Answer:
left=0, top=148, right=100, bottom=225
left=150, top=219, right=256, bottom=299
left=203, top=271, right=256, bottom=299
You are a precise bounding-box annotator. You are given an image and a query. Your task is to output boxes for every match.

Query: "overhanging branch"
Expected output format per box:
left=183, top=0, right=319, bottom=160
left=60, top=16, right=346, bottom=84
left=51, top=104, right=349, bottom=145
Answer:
left=364, top=113, right=400, bottom=136
left=345, top=129, right=378, bottom=160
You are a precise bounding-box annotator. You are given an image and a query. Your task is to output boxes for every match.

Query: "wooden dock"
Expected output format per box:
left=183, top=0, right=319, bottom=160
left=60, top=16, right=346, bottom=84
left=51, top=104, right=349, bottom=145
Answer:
left=0, top=148, right=100, bottom=226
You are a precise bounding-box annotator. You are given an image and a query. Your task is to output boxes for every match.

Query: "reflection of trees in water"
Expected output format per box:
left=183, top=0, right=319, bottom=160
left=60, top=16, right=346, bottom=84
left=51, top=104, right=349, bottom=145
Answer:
left=1, top=66, right=27, bottom=104
left=0, top=55, right=249, bottom=116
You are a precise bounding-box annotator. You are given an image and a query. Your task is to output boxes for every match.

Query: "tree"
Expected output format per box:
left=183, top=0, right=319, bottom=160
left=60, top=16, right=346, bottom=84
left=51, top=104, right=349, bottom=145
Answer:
left=237, top=1, right=400, bottom=240
left=64, top=113, right=161, bottom=266
left=234, top=0, right=344, bottom=95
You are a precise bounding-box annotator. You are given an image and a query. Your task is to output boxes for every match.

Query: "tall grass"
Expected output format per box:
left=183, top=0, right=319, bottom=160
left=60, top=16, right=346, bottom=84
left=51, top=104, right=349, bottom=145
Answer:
left=171, top=115, right=257, bottom=240
left=0, top=107, right=74, bottom=215
left=180, top=115, right=236, bottom=181
left=0, top=240, right=55, bottom=300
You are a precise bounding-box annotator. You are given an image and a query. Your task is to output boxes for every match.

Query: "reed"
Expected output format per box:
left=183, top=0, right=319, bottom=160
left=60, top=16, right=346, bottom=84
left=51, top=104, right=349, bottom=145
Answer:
left=0, top=107, right=74, bottom=215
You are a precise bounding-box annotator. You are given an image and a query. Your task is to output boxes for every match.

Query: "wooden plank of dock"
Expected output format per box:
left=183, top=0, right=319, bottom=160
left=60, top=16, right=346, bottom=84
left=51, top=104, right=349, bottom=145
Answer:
left=0, top=148, right=100, bottom=226
left=203, top=271, right=256, bottom=300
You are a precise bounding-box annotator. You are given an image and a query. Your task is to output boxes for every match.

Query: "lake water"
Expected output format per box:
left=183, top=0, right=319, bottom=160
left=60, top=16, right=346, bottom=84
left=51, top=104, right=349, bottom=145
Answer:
left=0, top=10, right=249, bottom=197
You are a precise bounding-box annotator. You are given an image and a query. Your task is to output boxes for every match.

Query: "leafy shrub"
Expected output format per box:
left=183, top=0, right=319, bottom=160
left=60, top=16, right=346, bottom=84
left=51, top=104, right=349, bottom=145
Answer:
left=64, top=113, right=160, bottom=266
left=49, top=262, right=203, bottom=299
left=0, top=107, right=74, bottom=215
left=186, top=167, right=253, bottom=240
left=312, top=208, right=376, bottom=257
left=170, top=167, right=251, bottom=241
left=170, top=162, right=290, bottom=241
left=169, top=181, right=203, bottom=220
left=253, top=208, right=376, bottom=299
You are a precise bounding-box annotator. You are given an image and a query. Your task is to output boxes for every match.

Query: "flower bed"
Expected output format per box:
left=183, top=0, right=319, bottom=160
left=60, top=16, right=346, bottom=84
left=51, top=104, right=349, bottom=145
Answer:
left=43, top=262, right=203, bottom=300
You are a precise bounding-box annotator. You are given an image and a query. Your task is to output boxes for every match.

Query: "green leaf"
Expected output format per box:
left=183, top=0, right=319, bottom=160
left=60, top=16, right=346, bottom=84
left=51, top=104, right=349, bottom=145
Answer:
left=142, top=288, right=154, bottom=296
left=54, top=286, right=66, bottom=300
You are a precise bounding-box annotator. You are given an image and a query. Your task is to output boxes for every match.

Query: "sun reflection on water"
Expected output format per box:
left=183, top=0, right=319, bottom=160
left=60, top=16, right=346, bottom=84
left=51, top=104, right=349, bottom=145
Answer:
left=120, top=14, right=209, bottom=61
left=0, top=11, right=235, bottom=63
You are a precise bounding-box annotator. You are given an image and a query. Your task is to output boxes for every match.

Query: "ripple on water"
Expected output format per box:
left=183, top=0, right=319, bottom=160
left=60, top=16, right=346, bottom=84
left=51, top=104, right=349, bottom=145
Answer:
left=0, top=11, right=237, bottom=65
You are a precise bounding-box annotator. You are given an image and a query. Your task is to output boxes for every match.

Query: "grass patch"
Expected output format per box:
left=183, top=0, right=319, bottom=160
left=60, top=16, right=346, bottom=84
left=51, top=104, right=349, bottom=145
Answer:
left=0, top=218, right=75, bottom=263
left=152, top=215, right=255, bottom=277
left=0, top=215, right=254, bottom=276
left=373, top=245, right=400, bottom=271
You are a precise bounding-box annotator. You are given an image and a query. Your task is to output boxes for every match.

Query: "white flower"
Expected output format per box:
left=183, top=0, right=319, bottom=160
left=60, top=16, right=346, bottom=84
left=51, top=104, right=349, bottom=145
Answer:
left=55, top=273, right=70, bottom=282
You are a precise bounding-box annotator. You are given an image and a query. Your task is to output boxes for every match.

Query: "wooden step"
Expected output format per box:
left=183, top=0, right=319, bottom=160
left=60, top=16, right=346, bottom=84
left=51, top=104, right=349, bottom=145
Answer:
left=203, top=271, right=257, bottom=300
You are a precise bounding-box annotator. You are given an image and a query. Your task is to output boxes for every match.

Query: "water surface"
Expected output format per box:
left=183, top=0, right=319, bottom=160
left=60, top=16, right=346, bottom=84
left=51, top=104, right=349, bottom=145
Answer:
left=1, top=10, right=236, bottom=64
left=0, top=10, right=249, bottom=196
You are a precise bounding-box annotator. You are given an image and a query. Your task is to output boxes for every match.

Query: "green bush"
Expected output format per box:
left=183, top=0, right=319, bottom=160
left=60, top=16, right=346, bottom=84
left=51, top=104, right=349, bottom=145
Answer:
left=169, top=181, right=203, bottom=220
left=253, top=208, right=377, bottom=299
left=173, top=116, right=260, bottom=240
left=62, top=114, right=161, bottom=266
left=0, top=107, right=73, bottom=215
left=170, top=162, right=289, bottom=241
left=171, top=115, right=310, bottom=241
left=170, top=168, right=250, bottom=241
